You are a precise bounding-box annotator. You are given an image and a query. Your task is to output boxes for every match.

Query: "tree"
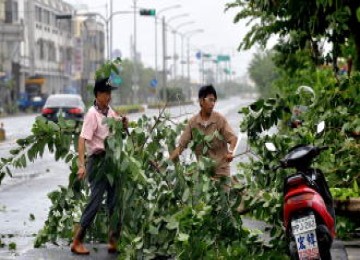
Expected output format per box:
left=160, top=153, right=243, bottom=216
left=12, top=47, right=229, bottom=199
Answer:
left=109, top=59, right=156, bottom=105
left=248, top=50, right=279, bottom=97
left=226, top=0, right=360, bottom=70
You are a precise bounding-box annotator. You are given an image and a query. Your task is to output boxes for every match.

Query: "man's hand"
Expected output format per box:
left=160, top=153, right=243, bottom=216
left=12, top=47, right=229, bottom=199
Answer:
left=122, top=116, right=129, bottom=129
left=225, top=151, right=234, bottom=162
left=77, top=166, right=86, bottom=180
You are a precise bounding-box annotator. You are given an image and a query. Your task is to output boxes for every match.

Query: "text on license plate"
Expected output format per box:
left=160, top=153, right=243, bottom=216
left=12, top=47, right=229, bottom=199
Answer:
left=294, top=230, right=319, bottom=259
left=291, top=215, right=316, bottom=235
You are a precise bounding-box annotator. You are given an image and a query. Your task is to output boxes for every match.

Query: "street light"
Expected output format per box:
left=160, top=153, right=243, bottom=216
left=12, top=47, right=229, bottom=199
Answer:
left=167, top=13, right=189, bottom=24
left=154, top=4, right=181, bottom=96
left=160, top=12, right=189, bottom=102
left=165, top=13, right=189, bottom=82
left=183, top=29, right=204, bottom=90
left=172, top=21, right=195, bottom=79
left=62, top=11, right=132, bottom=60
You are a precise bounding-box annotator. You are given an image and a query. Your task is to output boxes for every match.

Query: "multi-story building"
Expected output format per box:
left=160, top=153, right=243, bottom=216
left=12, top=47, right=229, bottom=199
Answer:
left=72, top=16, right=105, bottom=103
left=0, top=0, right=106, bottom=111
left=22, top=0, right=75, bottom=99
left=0, top=0, right=24, bottom=111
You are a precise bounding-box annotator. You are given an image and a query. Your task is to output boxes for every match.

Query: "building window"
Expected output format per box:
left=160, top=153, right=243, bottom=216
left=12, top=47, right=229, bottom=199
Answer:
left=5, top=0, right=18, bottom=23
left=11, top=0, right=17, bottom=21
left=43, top=9, right=50, bottom=24
left=37, top=39, right=44, bottom=60
left=48, top=41, right=56, bottom=61
left=0, top=1, right=5, bottom=22
left=35, top=6, right=41, bottom=22
left=59, top=47, right=64, bottom=63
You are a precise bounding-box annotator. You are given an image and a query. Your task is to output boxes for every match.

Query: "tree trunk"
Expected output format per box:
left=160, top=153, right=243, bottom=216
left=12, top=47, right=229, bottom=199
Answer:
left=349, top=2, right=360, bottom=71
left=353, top=32, right=360, bottom=71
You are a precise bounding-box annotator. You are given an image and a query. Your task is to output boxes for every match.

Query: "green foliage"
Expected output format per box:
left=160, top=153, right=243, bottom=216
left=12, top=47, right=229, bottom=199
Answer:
left=111, top=58, right=157, bottom=106
left=0, top=113, right=286, bottom=258
left=330, top=181, right=360, bottom=199
left=238, top=68, right=360, bottom=244
left=113, top=104, right=145, bottom=114
left=33, top=113, right=286, bottom=258
left=95, top=57, right=122, bottom=80
left=8, top=242, right=16, bottom=251
left=240, top=97, right=290, bottom=139
left=248, top=50, right=279, bottom=97
left=226, top=0, right=360, bottom=70
left=159, top=87, right=186, bottom=103
left=0, top=59, right=290, bottom=258
left=0, top=116, right=80, bottom=185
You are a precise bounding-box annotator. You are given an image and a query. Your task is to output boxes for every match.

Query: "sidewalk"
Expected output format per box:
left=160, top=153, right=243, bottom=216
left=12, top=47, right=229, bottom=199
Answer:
left=342, top=239, right=360, bottom=260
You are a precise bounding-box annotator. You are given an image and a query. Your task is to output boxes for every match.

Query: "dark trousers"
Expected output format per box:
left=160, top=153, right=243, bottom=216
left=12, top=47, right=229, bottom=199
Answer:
left=80, top=153, right=118, bottom=231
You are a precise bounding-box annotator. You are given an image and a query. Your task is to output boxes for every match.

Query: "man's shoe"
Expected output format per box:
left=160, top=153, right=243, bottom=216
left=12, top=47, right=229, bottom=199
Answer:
left=107, top=241, right=117, bottom=254
left=71, top=240, right=90, bottom=255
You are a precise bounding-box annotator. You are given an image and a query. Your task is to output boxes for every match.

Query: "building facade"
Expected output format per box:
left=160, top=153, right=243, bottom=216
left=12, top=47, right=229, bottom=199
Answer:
left=72, top=16, right=105, bottom=103
left=22, top=0, right=75, bottom=97
left=0, top=0, right=106, bottom=111
left=0, top=0, right=24, bottom=111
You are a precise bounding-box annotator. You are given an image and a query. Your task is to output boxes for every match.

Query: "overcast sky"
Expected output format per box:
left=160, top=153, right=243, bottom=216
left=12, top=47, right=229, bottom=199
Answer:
left=64, top=0, right=255, bottom=81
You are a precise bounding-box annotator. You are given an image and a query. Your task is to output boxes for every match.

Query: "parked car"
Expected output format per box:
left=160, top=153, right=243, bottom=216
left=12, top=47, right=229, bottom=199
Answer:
left=17, top=92, right=47, bottom=112
left=41, top=94, right=85, bottom=123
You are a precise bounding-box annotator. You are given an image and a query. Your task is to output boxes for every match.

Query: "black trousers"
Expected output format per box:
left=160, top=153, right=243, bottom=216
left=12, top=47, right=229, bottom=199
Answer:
left=80, top=153, right=118, bottom=230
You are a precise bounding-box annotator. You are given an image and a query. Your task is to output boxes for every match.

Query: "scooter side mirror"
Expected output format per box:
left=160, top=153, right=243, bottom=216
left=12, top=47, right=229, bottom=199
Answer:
left=316, top=121, right=325, bottom=134
left=265, top=142, right=277, bottom=152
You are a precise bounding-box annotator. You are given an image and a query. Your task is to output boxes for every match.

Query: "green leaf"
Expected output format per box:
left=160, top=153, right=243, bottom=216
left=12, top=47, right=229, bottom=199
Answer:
left=29, top=213, right=35, bottom=221
left=182, top=188, right=190, bottom=202
left=353, top=180, right=359, bottom=194
left=65, top=154, right=73, bottom=163
left=166, top=220, right=179, bottom=230
left=8, top=242, right=16, bottom=250
left=106, top=174, right=114, bottom=186
left=5, top=166, right=12, bottom=178
left=177, top=233, right=189, bottom=242
left=357, top=7, right=360, bottom=22
left=148, top=225, right=159, bottom=235
left=9, top=148, right=20, bottom=156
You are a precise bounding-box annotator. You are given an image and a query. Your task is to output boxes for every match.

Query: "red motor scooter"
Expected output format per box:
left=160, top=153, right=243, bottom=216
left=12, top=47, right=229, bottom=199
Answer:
left=265, top=122, right=335, bottom=260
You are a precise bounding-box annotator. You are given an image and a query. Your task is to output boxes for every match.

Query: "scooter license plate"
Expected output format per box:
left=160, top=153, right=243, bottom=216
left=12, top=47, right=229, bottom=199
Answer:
left=292, top=215, right=320, bottom=259
left=291, top=214, right=316, bottom=235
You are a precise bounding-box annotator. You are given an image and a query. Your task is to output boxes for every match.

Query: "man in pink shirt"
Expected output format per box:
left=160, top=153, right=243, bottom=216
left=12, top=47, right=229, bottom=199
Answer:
left=71, top=77, right=128, bottom=255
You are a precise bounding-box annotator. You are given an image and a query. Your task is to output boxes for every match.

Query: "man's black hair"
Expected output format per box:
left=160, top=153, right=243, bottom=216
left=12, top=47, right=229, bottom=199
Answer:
left=93, top=77, right=117, bottom=96
left=198, top=84, right=217, bottom=100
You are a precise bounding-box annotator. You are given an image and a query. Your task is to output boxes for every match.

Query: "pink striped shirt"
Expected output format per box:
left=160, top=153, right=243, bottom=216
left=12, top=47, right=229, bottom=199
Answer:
left=80, top=106, right=119, bottom=155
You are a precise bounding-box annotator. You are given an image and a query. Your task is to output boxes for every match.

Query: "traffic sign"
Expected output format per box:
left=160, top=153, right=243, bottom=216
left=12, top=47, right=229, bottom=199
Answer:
left=217, top=55, right=230, bottom=62
left=150, top=78, right=158, bottom=88
left=110, top=72, right=122, bottom=86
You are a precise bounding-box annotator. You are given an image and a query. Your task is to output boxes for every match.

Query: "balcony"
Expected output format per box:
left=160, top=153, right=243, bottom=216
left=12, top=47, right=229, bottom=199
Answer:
left=0, top=22, right=24, bottom=41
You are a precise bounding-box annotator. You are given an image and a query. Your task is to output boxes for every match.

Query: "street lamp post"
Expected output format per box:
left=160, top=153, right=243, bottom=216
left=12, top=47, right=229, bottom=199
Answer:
left=172, top=21, right=194, bottom=79
left=184, top=29, right=204, bottom=81
left=75, top=10, right=132, bottom=60
left=183, top=29, right=204, bottom=98
left=154, top=5, right=181, bottom=84
left=132, top=0, right=139, bottom=104
left=164, top=13, right=188, bottom=82
left=162, top=14, right=188, bottom=102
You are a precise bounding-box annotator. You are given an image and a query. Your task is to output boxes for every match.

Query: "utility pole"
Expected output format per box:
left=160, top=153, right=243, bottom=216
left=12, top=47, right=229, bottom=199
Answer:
left=132, top=0, right=139, bottom=104
left=110, top=0, right=113, bottom=59
left=154, top=5, right=181, bottom=101
left=162, top=16, right=167, bottom=102
left=28, top=0, right=35, bottom=76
